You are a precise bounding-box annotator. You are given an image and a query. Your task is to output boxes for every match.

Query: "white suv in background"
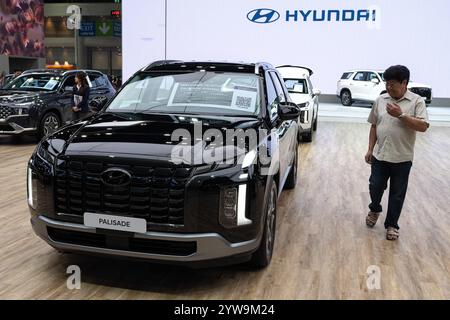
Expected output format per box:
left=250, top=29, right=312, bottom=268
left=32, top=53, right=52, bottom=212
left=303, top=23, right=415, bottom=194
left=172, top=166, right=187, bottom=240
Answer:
left=277, top=65, right=321, bottom=142
left=337, top=70, right=432, bottom=106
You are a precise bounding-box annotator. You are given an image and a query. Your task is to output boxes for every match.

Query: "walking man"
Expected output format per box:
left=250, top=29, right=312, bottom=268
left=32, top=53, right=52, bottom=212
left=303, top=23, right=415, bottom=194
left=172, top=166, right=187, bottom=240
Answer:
left=365, top=65, right=429, bottom=240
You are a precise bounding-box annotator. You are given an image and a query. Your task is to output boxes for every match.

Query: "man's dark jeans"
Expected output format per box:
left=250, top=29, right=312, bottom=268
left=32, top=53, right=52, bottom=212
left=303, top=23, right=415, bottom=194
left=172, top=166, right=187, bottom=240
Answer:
left=369, top=157, right=412, bottom=230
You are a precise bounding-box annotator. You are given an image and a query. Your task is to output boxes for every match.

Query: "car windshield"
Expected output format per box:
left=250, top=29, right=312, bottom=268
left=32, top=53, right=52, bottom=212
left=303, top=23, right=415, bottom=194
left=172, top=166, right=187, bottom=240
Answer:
left=284, top=78, right=308, bottom=94
left=2, top=74, right=61, bottom=91
left=379, top=73, right=385, bottom=81
left=107, top=71, right=261, bottom=116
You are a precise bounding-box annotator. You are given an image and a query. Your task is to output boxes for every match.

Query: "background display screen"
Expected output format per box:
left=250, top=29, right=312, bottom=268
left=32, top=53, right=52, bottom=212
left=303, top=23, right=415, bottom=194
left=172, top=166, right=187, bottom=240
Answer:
left=0, top=0, right=45, bottom=58
left=123, top=0, right=450, bottom=98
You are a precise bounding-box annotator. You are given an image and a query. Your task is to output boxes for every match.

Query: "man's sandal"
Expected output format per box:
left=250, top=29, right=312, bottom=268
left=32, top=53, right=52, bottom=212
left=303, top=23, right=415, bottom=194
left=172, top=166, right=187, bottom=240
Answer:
left=386, top=227, right=400, bottom=241
left=366, top=212, right=380, bottom=228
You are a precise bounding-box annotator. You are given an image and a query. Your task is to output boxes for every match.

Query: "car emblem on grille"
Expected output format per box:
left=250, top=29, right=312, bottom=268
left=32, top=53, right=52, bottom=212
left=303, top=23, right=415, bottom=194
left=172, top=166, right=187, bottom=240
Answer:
left=101, top=168, right=132, bottom=187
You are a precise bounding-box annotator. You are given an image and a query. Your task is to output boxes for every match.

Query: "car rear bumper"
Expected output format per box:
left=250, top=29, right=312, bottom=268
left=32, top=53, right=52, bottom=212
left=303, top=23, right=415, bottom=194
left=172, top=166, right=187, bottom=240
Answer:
left=31, top=215, right=261, bottom=266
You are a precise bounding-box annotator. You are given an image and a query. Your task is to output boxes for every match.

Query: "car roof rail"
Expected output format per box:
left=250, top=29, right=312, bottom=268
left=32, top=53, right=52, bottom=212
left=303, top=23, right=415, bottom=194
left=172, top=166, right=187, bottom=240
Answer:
left=277, top=65, right=314, bottom=76
left=22, top=69, right=62, bottom=75
left=142, top=60, right=185, bottom=72
left=142, top=60, right=274, bottom=75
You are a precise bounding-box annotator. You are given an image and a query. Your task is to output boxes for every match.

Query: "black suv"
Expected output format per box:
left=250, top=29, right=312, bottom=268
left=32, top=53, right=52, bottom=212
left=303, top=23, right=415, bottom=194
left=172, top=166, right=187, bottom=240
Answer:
left=0, top=69, right=116, bottom=139
left=28, top=61, right=299, bottom=268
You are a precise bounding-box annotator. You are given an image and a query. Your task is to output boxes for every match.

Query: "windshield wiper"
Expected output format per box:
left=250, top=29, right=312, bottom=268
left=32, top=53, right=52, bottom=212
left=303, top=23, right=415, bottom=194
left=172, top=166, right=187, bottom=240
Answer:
left=101, top=111, right=137, bottom=120
left=134, top=103, right=171, bottom=113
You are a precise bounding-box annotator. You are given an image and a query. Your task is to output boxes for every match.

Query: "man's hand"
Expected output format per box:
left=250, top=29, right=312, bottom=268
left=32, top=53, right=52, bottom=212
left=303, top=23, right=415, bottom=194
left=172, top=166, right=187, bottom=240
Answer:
left=386, top=103, right=403, bottom=118
left=365, top=150, right=373, bottom=164
left=72, top=106, right=80, bottom=112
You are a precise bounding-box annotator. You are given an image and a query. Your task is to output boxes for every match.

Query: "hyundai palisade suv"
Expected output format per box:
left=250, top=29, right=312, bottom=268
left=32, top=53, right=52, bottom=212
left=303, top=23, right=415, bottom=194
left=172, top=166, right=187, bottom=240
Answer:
left=337, top=70, right=432, bottom=106
left=28, top=61, right=300, bottom=268
left=0, top=69, right=116, bottom=139
left=277, top=65, right=321, bottom=142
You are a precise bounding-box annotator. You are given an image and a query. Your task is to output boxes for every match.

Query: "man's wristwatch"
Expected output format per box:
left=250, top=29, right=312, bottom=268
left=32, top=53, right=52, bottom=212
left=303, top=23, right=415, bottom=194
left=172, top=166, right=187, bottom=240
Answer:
left=398, top=113, right=407, bottom=119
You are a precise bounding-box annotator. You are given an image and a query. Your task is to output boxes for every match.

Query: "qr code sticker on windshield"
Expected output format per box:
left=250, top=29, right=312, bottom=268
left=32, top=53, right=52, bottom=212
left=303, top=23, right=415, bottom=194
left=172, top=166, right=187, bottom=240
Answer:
left=236, top=96, right=252, bottom=109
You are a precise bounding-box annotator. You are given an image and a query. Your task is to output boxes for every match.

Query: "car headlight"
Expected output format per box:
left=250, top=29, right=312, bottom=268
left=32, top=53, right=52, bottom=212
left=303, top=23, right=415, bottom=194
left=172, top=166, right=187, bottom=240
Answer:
left=219, top=185, right=252, bottom=228
left=37, top=144, right=55, bottom=164
left=14, top=102, right=34, bottom=114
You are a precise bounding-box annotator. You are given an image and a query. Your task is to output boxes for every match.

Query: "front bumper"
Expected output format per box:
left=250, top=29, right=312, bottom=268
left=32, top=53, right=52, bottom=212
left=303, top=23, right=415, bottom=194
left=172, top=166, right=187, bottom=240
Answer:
left=31, top=215, right=261, bottom=265
left=0, top=115, right=36, bottom=135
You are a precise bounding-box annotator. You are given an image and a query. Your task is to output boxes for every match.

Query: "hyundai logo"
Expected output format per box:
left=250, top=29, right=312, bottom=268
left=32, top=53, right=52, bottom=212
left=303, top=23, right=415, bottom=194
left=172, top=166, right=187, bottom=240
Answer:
left=101, top=168, right=132, bottom=187
left=247, top=8, right=280, bottom=24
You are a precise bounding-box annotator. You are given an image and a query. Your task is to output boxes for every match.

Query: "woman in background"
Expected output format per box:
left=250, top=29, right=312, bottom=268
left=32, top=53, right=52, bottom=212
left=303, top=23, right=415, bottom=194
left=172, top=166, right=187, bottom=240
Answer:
left=72, top=72, right=90, bottom=121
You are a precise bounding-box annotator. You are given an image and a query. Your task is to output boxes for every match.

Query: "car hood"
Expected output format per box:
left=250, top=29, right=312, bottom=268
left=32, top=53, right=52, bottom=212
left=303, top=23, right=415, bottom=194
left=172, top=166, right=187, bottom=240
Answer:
left=46, top=112, right=262, bottom=164
left=0, top=89, right=49, bottom=104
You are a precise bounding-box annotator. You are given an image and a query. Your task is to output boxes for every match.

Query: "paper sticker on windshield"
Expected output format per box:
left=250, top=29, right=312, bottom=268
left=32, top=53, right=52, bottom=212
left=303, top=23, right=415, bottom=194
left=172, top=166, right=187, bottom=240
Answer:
left=44, top=79, right=59, bottom=90
left=231, top=89, right=257, bottom=111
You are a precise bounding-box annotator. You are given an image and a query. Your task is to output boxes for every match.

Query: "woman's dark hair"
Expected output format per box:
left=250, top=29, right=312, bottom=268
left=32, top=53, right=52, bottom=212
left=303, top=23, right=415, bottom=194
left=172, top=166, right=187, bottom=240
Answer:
left=384, top=65, right=410, bottom=84
left=76, top=72, right=88, bottom=87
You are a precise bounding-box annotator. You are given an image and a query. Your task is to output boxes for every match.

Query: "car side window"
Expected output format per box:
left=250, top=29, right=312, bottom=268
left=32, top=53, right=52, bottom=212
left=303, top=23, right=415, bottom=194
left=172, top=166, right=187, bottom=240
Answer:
left=265, top=73, right=279, bottom=122
left=269, top=72, right=286, bottom=103
left=62, top=75, right=76, bottom=89
left=274, top=72, right=290, bottom=101
left=353, top=72, right=367, bottom=81
left=89, top=73, right=107, bottom=89
left=368, top=73, right=379, bottom=82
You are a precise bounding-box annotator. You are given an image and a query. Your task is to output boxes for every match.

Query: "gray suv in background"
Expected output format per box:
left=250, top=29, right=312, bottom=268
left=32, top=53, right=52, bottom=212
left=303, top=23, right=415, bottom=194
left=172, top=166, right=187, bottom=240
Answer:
left=0, top=69, right=116, bottom=139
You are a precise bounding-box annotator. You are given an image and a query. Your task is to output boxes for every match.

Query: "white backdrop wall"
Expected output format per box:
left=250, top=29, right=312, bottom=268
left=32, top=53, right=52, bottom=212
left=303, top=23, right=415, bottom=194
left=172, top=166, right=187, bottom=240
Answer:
left=123, top=0, right=450, bottom=98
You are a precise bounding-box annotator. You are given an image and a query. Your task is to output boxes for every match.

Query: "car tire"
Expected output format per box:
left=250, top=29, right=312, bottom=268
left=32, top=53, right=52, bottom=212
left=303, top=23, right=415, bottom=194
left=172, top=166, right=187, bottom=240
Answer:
left=303, top=130, right=313, bottom=143
left=284, top=144, right=298, bottom=190
left=340, top=90, right=353, bottom=106
left=250, top=182, right=277, bottom=269
left=313, top=112, right=318, bottom=132
left=38, top=111, right=61, bottom=140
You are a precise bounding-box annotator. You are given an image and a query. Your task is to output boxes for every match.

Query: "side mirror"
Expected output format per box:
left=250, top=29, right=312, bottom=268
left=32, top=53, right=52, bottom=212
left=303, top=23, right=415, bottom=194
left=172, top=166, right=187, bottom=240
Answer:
left=371, top=78, right=380, bottom=84
left=89, top=96, right=109, bottom=112
left=279, top=102, right=300, bottom=121
left=313, top=89, right=321, bottom=96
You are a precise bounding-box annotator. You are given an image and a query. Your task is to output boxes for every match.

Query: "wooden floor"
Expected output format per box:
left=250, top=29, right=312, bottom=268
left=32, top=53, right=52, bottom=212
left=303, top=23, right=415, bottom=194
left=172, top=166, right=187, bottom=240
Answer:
left=0, top=122, right=449, bottom=300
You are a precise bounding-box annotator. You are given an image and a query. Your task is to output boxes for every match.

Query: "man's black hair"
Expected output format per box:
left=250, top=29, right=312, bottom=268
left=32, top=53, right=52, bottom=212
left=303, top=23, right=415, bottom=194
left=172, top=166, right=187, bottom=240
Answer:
left=384, top=65, right=410, bottom=84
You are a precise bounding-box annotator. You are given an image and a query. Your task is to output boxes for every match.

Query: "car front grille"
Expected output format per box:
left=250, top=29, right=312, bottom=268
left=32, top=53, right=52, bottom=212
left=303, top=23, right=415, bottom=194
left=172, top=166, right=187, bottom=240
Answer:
left=0, top=105, right=14, bottom=120
left=410, top=88, right=432, bottom=101
left=55, top=159, right=193, bottom=226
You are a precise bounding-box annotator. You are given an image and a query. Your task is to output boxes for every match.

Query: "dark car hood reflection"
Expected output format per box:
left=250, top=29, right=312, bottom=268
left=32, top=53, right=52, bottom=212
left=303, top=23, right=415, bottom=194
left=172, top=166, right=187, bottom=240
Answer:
left=59, top=112, right=261, bottom=161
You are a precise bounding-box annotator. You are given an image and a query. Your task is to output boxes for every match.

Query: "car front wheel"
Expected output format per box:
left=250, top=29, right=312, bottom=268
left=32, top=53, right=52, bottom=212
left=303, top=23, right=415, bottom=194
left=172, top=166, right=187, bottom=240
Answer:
left=38, top=112, right=61, bottom=139
left=250, top=182, right=277, bottom=269
left=340, top=90, right=353, bottom=106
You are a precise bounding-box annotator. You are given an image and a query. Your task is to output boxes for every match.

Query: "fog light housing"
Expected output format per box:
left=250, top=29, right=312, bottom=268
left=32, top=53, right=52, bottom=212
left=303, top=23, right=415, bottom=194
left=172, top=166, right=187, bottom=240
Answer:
left=220, top=185, right=252, bottom=228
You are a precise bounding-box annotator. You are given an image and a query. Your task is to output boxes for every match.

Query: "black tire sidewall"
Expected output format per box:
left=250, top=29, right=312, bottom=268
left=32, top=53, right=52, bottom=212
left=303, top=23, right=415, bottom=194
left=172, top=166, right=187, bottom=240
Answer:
left=251, top=182, right=278, bottom=268
left=341, top=90, right=352, bottom=106
left=38, top=112, right=61, bottom=139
